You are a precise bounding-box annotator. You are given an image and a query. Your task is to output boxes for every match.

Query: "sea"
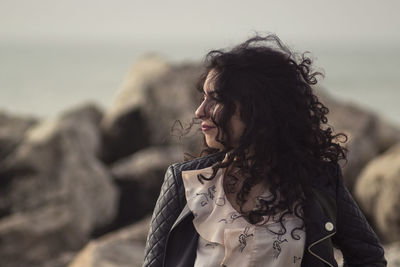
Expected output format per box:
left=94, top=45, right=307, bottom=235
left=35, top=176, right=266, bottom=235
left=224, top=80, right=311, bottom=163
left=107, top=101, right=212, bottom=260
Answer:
left=0, top=40, right=399, bottom=127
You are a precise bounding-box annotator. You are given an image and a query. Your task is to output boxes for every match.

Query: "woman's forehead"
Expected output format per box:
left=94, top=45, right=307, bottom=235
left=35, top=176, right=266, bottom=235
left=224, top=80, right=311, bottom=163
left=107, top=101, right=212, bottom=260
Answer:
left=203, top=70, right=218, bottom=94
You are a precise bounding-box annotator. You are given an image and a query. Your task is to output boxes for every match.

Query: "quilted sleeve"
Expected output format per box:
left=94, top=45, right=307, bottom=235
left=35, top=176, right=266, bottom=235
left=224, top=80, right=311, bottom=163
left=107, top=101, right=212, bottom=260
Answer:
left=332, top=164, right=387, bottom=267
left=142, top=165, right=184, bottom=267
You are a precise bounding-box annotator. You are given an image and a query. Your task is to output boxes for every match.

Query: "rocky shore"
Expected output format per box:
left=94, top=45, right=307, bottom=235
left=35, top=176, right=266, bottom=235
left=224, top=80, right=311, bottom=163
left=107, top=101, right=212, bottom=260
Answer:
left=1, top=54, right=400, bottom=267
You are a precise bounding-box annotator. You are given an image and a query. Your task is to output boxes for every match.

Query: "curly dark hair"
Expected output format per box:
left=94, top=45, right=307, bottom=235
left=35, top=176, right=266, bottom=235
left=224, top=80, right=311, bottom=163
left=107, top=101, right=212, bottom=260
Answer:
left=175, top=33, right=348, bottom=238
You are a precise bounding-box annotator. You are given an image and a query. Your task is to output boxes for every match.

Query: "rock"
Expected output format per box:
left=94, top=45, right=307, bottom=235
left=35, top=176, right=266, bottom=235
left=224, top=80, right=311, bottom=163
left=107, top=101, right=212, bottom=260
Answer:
left=109, top=145, right=184, bottom=226
left=0, top=103, right=119, bottom=266
left=0, top=110, right=38, bottom=162
left=315, top=87, right=400, bottom=191
left=334, top=243, right=400, bottom=267
left=41, top=251, right=77, bottom=267
left=384, top=242, right=400, bottom=267
left=58, top=102, right=104, bottom=156
left=354, top=142, right=400, bottom=243
left=100, top=54, right=203, bottom=164
left=111, top=145, right=185, bottom=181
left=0, top=203, right=80, bottom=266
left=334, top=248, right=343, bottom=266
left=69, top=216, right=150, bottom=267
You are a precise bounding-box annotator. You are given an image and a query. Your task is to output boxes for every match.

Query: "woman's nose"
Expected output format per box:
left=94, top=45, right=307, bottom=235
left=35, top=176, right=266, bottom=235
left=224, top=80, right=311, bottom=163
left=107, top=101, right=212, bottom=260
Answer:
left=195, top=100, right=207, bottom=119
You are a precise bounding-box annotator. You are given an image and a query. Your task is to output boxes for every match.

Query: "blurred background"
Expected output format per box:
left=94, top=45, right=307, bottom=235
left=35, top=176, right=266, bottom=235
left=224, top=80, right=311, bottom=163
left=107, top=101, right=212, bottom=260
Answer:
left=1, top=0, right=400, bottom=266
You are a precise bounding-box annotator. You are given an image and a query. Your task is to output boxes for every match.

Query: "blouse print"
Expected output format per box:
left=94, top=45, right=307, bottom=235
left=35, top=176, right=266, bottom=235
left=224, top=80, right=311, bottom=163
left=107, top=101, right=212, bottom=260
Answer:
left=181, top=163, right=305, bottom=267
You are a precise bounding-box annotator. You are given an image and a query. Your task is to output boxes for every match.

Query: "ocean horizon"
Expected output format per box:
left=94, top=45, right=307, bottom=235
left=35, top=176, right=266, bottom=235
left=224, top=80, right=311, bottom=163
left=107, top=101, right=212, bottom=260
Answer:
left=1, top=40, right=399, bottom=127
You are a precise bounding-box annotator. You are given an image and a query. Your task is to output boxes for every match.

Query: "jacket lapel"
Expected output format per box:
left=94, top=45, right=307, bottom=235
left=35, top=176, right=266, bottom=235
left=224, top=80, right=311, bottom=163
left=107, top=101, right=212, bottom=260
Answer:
left=303, top=193, right=338, bottom=267
left=171, top=203, right=192, bottom=231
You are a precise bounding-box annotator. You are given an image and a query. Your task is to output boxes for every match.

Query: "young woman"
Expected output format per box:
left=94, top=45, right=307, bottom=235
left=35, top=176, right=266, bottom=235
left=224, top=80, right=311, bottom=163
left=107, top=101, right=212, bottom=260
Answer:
left=142, top=34, right=386, bottom=267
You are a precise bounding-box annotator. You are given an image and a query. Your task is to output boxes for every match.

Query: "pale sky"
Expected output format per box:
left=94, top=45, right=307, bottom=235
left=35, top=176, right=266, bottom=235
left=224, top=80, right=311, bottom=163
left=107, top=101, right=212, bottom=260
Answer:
left=1, top=0, right=399, bottom=46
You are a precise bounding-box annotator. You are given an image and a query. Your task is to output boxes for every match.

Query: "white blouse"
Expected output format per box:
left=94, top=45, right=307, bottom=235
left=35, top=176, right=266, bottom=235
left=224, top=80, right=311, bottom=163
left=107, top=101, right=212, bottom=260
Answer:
left=181, top=163, right=305, bottom=267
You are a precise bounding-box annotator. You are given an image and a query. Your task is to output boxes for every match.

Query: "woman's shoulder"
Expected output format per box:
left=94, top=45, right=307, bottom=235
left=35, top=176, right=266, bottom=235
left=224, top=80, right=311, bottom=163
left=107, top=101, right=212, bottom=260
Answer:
left=307, top=161, right=342, bottom=200
left=168, top=150, right=226, bottom=174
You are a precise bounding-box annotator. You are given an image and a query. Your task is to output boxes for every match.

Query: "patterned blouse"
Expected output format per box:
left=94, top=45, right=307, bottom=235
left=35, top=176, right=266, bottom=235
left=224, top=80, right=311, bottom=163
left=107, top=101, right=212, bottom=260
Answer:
left=181, top=163, right=305, bottom=267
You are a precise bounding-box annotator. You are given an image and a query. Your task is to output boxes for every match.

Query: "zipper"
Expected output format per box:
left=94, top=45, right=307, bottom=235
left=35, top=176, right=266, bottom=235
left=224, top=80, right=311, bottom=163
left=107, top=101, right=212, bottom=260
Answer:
left=307, top=231, right=336, bottom=267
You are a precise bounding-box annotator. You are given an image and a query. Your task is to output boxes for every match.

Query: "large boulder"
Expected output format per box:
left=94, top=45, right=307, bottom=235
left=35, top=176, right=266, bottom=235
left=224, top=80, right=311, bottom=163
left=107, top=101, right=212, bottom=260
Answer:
left=0, top=103, right=119, bottom=266
left=334, top=243, right=400, bottom=267
left=0, top=110, right=38, bottom=163
left=0, top=203, right=81, bottom=267
left=109, top=145, right=184, bottom=225
left=69, top=216, right=150, bottom=267
left=100, top=54, right=203, bottom=164
left=354, top=142, right=400, bottom=243
left=384, top=242, right=400, bottom=267
left=315, top=87, right=400, bottom=191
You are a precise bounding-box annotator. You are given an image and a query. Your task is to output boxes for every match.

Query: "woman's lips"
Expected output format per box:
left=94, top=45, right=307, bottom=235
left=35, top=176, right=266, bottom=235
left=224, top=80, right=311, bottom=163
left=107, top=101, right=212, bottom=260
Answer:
left=201, top=125, right=215, bottom=131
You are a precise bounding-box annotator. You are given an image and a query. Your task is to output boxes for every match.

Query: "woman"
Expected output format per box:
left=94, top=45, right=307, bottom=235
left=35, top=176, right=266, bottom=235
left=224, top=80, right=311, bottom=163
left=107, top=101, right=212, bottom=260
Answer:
left=143, top=34, right=386, bottom=267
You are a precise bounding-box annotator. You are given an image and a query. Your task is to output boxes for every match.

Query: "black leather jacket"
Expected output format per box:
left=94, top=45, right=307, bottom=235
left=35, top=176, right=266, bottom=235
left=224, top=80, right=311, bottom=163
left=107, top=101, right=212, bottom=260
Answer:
left=143, top=151, right=386, bottom=267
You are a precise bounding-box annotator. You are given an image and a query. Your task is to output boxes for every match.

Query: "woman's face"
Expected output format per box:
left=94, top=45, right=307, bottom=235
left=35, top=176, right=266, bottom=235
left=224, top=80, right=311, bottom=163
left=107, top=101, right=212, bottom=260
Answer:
left=195, top=70, right=246, bottom=150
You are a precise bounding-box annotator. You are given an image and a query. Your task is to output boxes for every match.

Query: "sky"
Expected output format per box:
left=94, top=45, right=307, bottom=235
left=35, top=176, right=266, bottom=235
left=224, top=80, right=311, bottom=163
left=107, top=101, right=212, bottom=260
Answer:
left=1, top=0, right=399, bottom=47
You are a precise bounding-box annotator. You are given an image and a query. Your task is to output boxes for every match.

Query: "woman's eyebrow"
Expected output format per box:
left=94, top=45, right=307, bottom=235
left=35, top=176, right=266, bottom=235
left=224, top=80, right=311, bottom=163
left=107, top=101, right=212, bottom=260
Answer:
left=203, top=90, right=216, bottom=96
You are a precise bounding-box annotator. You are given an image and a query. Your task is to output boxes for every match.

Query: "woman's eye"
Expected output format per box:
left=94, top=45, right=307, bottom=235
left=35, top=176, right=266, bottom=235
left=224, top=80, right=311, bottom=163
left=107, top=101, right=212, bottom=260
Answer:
left=200, top=93, right=207, bottom=102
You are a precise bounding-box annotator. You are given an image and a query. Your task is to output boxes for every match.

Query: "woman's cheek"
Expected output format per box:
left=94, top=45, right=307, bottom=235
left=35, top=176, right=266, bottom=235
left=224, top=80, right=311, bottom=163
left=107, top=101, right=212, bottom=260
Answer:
left=212, top=104, right=223, bottom=119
